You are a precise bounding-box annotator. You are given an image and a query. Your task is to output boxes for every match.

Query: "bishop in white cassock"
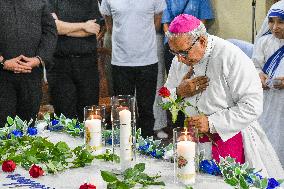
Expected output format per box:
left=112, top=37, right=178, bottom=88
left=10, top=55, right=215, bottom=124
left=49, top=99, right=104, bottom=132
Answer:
left=164, top=14, right=284, bottom=178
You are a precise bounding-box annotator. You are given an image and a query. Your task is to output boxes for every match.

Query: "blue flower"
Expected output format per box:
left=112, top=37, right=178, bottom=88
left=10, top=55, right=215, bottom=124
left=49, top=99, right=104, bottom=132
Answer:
left=150, top=149, right=157, bottom=157
left=138, top=143, right=150, bottom=151
left=255, top=173, right=263, bottom=179
left=8, top=130, right=23, bottom=138
left=267, top=178, right=280, bottom=189
left=245, top=176, right=253, bottom=184
left=199, top=160, right=221, bottom=176
left=75, top=123, right=81, bottom=129
left=27, top=127, right=38, bottom=136
left=51, top=119, right=59, bottom=126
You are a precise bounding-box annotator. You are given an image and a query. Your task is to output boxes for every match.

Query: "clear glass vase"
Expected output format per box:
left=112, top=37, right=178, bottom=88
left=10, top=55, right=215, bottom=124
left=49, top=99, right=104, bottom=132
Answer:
left=173, top=127, right=199, bottom=185
left=111, top=95, right=136, bottom=171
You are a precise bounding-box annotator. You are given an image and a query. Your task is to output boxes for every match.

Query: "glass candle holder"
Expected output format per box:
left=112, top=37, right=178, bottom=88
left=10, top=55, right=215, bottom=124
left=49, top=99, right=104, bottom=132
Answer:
left=84, top=105, right=105, bottom=155
left=173, top=127, right=199, bottom=185
left=111, top=95, right=136, bottom=171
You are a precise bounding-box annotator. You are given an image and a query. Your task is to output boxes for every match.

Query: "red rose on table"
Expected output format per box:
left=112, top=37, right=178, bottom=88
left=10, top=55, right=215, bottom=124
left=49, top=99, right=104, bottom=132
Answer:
left=2, top=160, right=16, bottom=172
left=79, top=183, right=96, bottom=189
left=158, top=87, right=171, bottom=98
left=29, top=164, right=44, bottom=178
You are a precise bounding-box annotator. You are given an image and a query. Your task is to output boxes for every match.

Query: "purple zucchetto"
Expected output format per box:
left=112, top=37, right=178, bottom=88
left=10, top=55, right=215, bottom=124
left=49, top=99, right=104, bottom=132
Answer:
left=169, top=14, right=201, bottom=34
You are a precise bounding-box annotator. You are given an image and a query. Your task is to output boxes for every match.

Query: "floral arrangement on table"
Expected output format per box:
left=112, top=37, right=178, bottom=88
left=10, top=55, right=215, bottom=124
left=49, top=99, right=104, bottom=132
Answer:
left=199, top=157, right=283, bottom=189
left=0, top=135, right=94, bottom=176
left=136, top=128, right=174, bottom=159
left=43, top=113, right=84, bottom=137
left=0, top=116, right=37, bottom=140
left=1, top=114, right=283, bottom=189
left=100, top=163, right=165, bottom=189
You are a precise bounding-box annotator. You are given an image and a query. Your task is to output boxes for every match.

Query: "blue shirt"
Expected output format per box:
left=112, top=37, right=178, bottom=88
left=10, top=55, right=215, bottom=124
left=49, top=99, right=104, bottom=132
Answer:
left=162, top=0, right=214, bottom=24
left=162, top=0, right=214, bottom=43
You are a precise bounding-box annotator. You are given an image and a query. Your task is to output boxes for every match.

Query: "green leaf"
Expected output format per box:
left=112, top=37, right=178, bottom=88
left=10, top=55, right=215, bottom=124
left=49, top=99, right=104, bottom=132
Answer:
left=260, top=178, right=268, bottom=188
left=7, top=116, right=14, bottom=125
left=225, top=178, right=238, bottom=186
left=134, top=163, right=145, bottom=172
left=239, top=175, right=249, bottom=189
left=101, top=170, right=118, bottom=182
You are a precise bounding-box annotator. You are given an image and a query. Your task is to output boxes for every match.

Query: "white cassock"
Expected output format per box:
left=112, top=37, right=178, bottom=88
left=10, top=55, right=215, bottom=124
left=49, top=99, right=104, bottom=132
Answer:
left=252, top=34, right=284, bottom=167
left=165, top=34, right=284, bottom=178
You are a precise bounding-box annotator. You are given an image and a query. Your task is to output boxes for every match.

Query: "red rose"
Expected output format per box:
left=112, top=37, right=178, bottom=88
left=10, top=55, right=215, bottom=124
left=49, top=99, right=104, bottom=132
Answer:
left=2, top=160, right=16, bottom=172
left=29, top=164, right=44, bottom=178
left=79, top=183, right=96, bottom=189
left=158, top=87, right=170, bottom=98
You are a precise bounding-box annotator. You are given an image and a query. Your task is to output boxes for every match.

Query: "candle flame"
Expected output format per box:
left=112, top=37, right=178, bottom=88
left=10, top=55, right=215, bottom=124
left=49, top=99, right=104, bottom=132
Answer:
left=181, top=127, right=188, bottom=141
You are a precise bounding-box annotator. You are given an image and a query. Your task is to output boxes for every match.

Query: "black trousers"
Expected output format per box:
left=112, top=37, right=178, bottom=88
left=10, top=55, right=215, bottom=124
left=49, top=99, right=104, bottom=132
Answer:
left=164, top=42, right=175, bottom=75
left=0, top=70, right=42, bottom=127
left=112, top=63, right=158, bottom=138
left=47, top=54, right=99, bottom=121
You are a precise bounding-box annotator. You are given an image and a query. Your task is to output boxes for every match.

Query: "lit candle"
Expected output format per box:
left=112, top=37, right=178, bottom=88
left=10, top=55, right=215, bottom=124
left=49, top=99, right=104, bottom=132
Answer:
left=119, top=109, right=132, bottom=170
left=176, top=129, right=196, bottom=185
left=85, top=118, right=102, bottom=155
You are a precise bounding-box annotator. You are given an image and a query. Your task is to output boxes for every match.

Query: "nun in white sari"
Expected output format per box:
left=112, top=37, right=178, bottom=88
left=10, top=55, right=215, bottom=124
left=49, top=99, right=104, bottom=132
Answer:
left=252, top=2, right=284, bottom=167
left=164, top=14, right=284, bottom=178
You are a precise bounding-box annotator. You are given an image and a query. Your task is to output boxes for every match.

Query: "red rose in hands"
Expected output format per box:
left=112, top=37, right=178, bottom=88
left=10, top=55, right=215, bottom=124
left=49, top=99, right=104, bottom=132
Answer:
left=158, top=87, right=171, bottom=98
left=29, top=164, right=44, bottom=178
left=2, top=160, right=16, bottom=172
left=79, top=183, right=96, bottom=189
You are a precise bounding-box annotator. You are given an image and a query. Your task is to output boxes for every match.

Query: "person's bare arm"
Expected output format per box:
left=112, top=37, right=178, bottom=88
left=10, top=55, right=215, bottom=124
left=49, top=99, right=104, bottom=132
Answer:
left=52, top=13, right=100, bottom=37
left=154, top=12, right=163, bottom=32
left=163, top=23, right=169, bottom=33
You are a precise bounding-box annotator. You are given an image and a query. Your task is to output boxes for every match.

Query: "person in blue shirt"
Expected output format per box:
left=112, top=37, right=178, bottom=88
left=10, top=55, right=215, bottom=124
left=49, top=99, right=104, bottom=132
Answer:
left=162, top=0, right=215, bottom=74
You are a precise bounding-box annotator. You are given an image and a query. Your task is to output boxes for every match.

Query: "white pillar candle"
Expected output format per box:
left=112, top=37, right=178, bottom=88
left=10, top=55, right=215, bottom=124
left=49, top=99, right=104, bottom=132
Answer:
left=119, top=109, right=132, bottom=170
left=85, top=119, right=102, bottom=155
left=177, top=140, right=196, bottom=185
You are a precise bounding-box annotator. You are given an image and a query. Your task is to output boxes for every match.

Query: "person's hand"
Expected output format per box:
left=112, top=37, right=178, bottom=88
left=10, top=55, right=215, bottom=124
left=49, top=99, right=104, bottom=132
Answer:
left=187, top=115, right=209, bottom=133
left=3, top=56, right=32, bottom=73
left=273, top=77, right=284, bottom=90
left=177, top=71, right=209, bottom=98
left=17, top=55, right=40, bottom=69
left=84, top=19, right=100, bottom=35
left=259, top=72, right=269, bottom=90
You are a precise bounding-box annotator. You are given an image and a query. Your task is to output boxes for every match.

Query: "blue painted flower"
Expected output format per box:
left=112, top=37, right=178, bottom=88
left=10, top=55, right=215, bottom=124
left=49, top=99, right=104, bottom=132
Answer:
left=245, top=176, right=253, bottom=184
left=8, top=130, right=23, bottom=138
left=75, top=123, right=81, bottom=129
left=138, top=143, right=150, bottom=151
left=199, top=160, right=221, bottom=176
left=27, top=127, right=38, bottom=136
left=150, top=149, right=157, bottom=157
left=267, top=178, right=280, bottom=189
left=51, top=119, right=59, bottom=126
left=255, top=173, right=263, bottom=179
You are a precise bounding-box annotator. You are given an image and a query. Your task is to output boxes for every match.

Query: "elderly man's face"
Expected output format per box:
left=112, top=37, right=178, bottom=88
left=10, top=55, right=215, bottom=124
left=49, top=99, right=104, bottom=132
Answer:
left=168, top=35, right=207, bottom=66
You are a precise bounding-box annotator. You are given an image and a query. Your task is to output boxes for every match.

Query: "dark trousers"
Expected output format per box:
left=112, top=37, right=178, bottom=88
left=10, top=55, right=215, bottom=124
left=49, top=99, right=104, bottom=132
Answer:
left=112, top=63, right=158, bottom=138
left=47, top=55, right=99, bottom=121
left=164, top=42, right=175, bottom=75
left=0, top=71, right=42, bottom=127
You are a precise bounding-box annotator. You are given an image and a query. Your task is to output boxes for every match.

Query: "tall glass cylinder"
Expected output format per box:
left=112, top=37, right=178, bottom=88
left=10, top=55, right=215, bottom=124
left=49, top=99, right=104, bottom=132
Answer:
left=173, top=127, right=199, bottom=185
left=111, top=95, right=136, bottom=171
left=84, top=105, right=105, bottom=155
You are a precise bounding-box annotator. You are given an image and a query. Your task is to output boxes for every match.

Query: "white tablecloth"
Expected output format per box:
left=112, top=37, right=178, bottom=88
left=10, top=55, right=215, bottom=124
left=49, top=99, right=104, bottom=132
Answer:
left=0, top=131, right=233, bottom=189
